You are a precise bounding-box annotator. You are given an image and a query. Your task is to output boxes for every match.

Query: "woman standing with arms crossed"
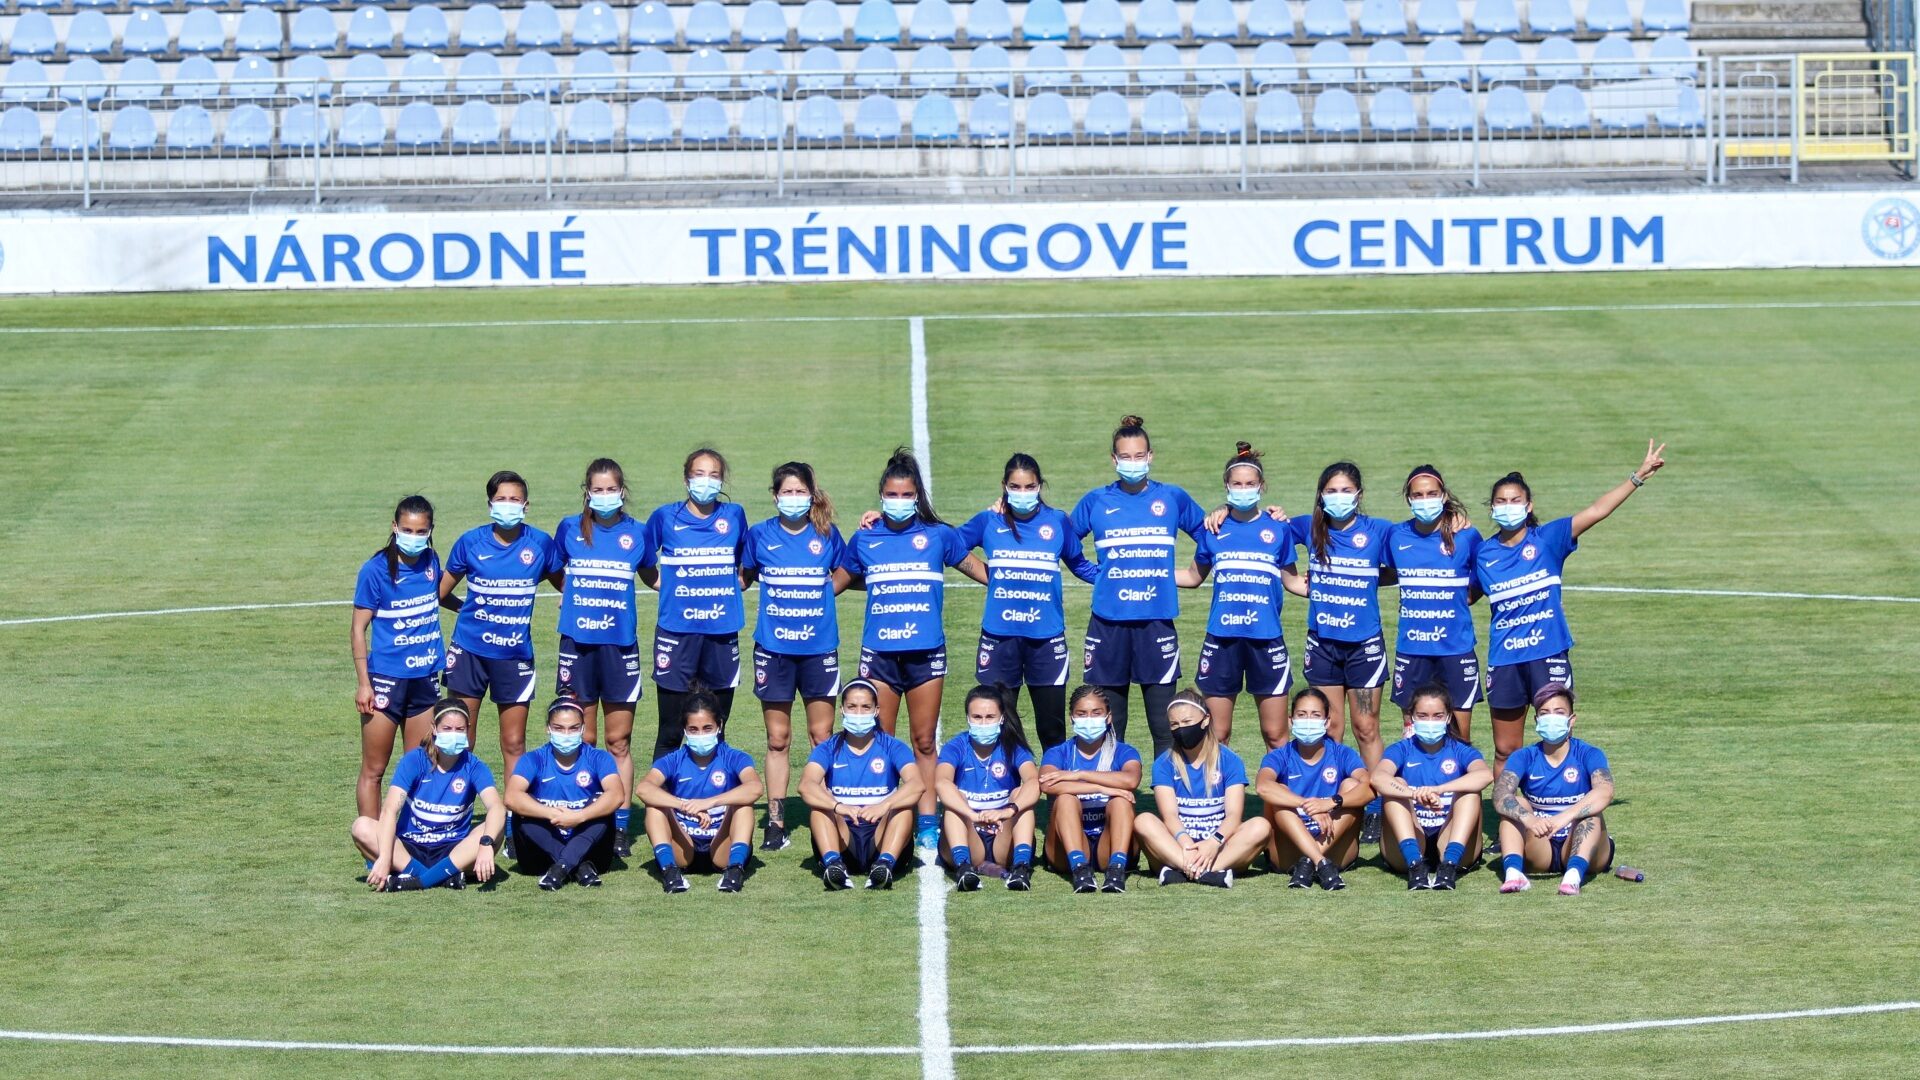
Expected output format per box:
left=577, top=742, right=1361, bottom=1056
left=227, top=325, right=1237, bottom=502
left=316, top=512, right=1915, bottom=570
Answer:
left=352, top=495, right=446, bottom=819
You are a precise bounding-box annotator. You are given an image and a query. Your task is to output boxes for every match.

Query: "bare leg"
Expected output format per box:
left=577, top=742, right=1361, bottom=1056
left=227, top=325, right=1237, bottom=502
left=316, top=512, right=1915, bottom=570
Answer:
left=1049, top=795, right=1087, bottom=866
left=1442, top=795, right=1484, bottom=864
left=1490, top=707, right=1528, bottom=775
left=1204, top=694, right=1237, bottom=748
left=1379, top=799, right=1422, bottom=871
left=1102, top=798, right=1135, bottom=864
left=350, top=816, right=382, bottom=861
left=904, top=677, right=946, bottom=817
left=809, top=809, right=851, bottom=861
left=1317, top=684, right=1348, bottom=745
left=1348, top=684, right=1384, bottom=770
left=1255, top=694, right=1292, bottom=750
left=1132, top=812, right=1186, bottom=870
left=762, top=700, right=794, bottom=819
left=601, top=704, right=637, bottom=823
left=1217, top=816, right=1271, bottom=871
left=356, top=714, right=400, bottom=819
left=877, top=806, right=916, bottom=863
left=497, top=702, right=530, bottom=779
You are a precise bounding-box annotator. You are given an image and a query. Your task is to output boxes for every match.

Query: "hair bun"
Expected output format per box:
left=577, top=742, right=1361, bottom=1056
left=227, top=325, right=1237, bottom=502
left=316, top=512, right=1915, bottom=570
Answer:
left=1119, top=414, right=1145, bottom=429
left=1234, top=441, right=1254, bottom=457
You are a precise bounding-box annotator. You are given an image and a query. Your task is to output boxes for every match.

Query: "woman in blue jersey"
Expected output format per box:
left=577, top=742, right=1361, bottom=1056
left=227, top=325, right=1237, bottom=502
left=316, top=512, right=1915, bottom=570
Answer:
left=640, top=448, right=750, bottom=764
left=837, top=449, right=988, bottom=851
left=506, top=697, right=625, bottom=892
left=1135, top=689, right=1270, bottom=887
left=636, top=687, right=765, bottom=895
left=742, top=462, right=847, bottom=852
left=1372, top=683, right=1493, bottom=890
left=552, top=458, right=651, bottom=857
left=1493, top=684, right=1615, bottom=896
left=1387, top=465, right=1482, bottom=743
left=1040, top=685, right=1142, bottom=894
left=1477, top=441, right=1667, bottom=771
left=1178, top=442, right=1306, bottom=747
left=1070, top=415, right=1209, bottom=759
left=354, top=699, right=505, bottom=892
left=352, top=495, right=446, bottom=819
left=1256, top=688, right=1371, bottom=891
left=935, top=685, right=1040, bottom=892
left=799, top=680, right=924, bottom=891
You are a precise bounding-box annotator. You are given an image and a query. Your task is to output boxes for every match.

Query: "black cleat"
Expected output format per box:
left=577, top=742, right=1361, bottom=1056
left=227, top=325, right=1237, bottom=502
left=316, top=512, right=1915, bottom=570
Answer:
left=1432, top=861, right=1460, bottom=891
left=1288, top=857, right=1315, bottom=889
left=538, top=864, right=571, bottom=892
left=442, top=869, right=467, bottom=890
left=660, top=865, right=690, bottom=894
left=1196, top=869, right=1233, bottom=889
left=1408, top=860, right=1433, bottom=890
left=614, top=826, right=632, bottom=859
left=823, top=861, right=851, bottom=891
left=717, top=865, right=746, bottom=893
left=1005, top=864, right=1033, bottom=891
left=572, top=862, right=602, bottom=888
left=1157, top=866, right=1190, bottom=886
left=955, top=866, right=981, bottom=892
left=865, top=863, right=895, bottom=890
left=1361, top=809, right=1383, bottom=844
left=1071, top=865, right=1097, bottom=893
left=1315, top=859, right=1347, bottom=891
left=1101, top=866, right=1128, bottom=893
left=383, top=874, right=424, bottom=892
left=760, top=821, right=790, bottom=852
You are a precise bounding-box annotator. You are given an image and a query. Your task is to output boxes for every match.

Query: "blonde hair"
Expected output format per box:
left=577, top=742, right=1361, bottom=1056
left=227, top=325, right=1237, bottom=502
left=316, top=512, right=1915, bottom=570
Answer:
left=1166, top=687, right=1221, bottom=796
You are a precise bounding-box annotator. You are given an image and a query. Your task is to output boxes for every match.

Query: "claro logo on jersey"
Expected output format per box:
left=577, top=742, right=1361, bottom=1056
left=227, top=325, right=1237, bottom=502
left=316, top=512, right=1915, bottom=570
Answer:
left=206, top=218, right=588, bottom=284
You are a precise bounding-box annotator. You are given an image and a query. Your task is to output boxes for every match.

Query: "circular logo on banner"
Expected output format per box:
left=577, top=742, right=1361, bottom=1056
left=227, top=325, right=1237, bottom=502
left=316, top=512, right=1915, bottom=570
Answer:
left=1564, top=766, right=1581, bottom=783
left=451, top=778, right=466, bottom=794
left=519, top=548, right=535, bottom=565
left=576, top=771, right=592, bottom=788
left=1862, top=197, right=1920, bottom=259
left=715, top=519, right=729, bottom=534
left=1321, top=766, right=1338, bottom=783
left=1039, top=524, right=1055, bottom=541
left=618, top=534, right=634, bottom=551
left=808, top=538, right=824, bottom=555
left=1522, top=544, right=1537, bottom=560
left=1441, top=759, right=1458, bottom=776
left=912, top=534, right=928, bottom=550
left=1150, top=500, right=1167, bottom=517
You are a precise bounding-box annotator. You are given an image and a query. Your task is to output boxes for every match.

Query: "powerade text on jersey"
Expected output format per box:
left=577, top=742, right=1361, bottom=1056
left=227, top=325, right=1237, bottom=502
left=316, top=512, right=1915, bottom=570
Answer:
left=1289, top=514, right=1395, bottom=641
left=390, top=747, right=494, bottom=845
left=644, top=501, right=748, bottom=635
left=446, top=524, right=559, bottom=660
left=839, top=519, right=970, bottom=652
left=809, top=733, right=917, bottom=806
left=958, top=507, right=1095, bottom=639
left=554, top=513, right=649, bottom=646
left=1070, top=481, right=1206, bottom=622
left=1194, top=516, right=1295, bottom=639
left=1387, top=521, right=1480, bottom=656
left=1150, top=747, right=1249, bottom=836
left=354, top=551, right=445, bottom=677
left=1475, top=517, right=1578, bottom=665
left=743, top=519, right=845, bottom=654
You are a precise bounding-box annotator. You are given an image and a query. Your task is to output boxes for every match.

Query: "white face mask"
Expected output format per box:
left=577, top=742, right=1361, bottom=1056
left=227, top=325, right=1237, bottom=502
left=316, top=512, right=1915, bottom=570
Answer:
left=1291, top=717, right=1327, bottom=745
left=1413, top=719, right=1449, bottom=744
left=1536, top=712, right=1572, bottom=744
left=1409, top=496, right=1445, bottom=524
left=1491, top=504, right=1530, bottom=530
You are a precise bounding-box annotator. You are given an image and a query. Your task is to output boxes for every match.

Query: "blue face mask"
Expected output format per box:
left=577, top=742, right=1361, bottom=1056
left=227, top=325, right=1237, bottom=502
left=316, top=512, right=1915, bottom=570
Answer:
left=1005, top=489, right=1040, bottom=514
left=1409, top=496, right=1444, bottom=524
left=433, top=731, right=469, bottom=756
left=489, top=501, right=526, bottom=528
left=1071, top=716, right=1109, bottom=742
left=1536, top=712, right=1572, bottom=744
left=1291, top=717, right=1327, bottom=746
left=1490, top=504, right=1530, bottom=530
left=842, top=712, right=877, bottom=736
left=1226, top=487, right=1261, bottom=510
left=881, top=497, right=918, bottom=522
left=776, top=494, right=812, bottom=519
left=687, top=476, right=723, bottom=504
left=1321, top=492, right=1358, bottom=520
left=684, top=731, right=720, bottom=755
left=1413, top=719, right=1449, bottom=744
left=1115, top=459, right=1151, bottom=483
left=968, top=721, right=1002, bottom=746
left=548, top=729, right=583, bottom=755
left=394, top=531, right=430, bottom=557
left=587, top=492, right=623, bottom=516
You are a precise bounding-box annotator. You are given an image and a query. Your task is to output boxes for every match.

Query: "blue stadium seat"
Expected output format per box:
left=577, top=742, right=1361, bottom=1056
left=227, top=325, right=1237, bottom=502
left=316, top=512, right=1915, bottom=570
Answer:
left=337, top=100, right=387, bottom=147
left=348, top=7, right=396, bottom=51
left=1307, top=40, right=1355, bottom=82
left=1656, top=84, right=1702, bottom=128
left=291, top=8, right=339, bottom=52
left=168, top=104, right=216, bottom=148
left=1081, top=41, right=1126, bottom=87
left=117, top=56, right=164, bottom=102
left=280, top=102, right=329, bottom=147
left=1138, top=41, right=1184, bottom=86
left=1541, top=83, right=1587, bottom=129
left=741, top=44, right=785, bottom=90
left=223, top=103, right=272, bottom=149
left=632, top=47, right=675, bottom=90
left=514, top=50, right=561, bottom=94
left=284, top=53, right=332, bottom=98
left=1024, top=42, right=1070, bottom=88
left=912, top=90, right=959, bottom=136
left=59, top=58, right=107, bottom=104
left=397, top=102, right=447, bottom=145
left=1252, top=41, right=1298, bottom=85
left=1365, top=39, right=1411, bottom=83
left=172, top=55, right=219, bottom=100
left=967, top=0, right=1015, bottom=42
left=1643, top=0, right=1689, bottom=32
left=1020, top=0, right=1069, bottom=41
left=1586, top=0, right=1633, bottom=32
left=742, top=1, right=789, bottom=43
left=738, top=94, right=783, bottom=139
left=910, top=43, right=959, bottom=87
left=1415, top=0, right=1463, bottom=34
left=1078, top=0, right=1127, bottom=41
left=120, top=10, right=169, bottom=55
left=630, top=1, right=676, bottom=45
left=1471, top=0, right=1521, bottom=34
left=342, top=53, right=390, bottom=97
left=626, top=97, right=674, bottom=141
left=235, top=6, right=283, bottom=52
left=1477, top=36, right=1524, bottom=81
left=1534, top=36, right=1581, bottom=81
left=681, top=95, right=730, bottom=139
left=1191, top=0, right=1239, bottom=39
left=65, top=11, right=115, bottom=56
left=0, top=106, right=42, bottom=150
left=1246, top=0, right=1296, bottom=39
left=174, top=8, right=225, bottom=53
left=515, top=2, right=563, bottom=48
left=575, top=2, right=623, bottom=47
left=7, top=12, right=57, bottom=57
left=572, top=49, right=618, bottom=95
left=1025, top=90, right=1072, bottom=135
left=796, top=94, right=844, bottom=138
left=1596, top=98, right=1646, bottom=129
left=3, top=59, right=50, bottom=102
left=1484, top=83, right=1531, bottom=130
left=457, top=51, right=504, bottom=95
left=799, top=45, right=844, bottom=89
left=1302, top=0, right=1351, bottom=37
left=968, top=89, right=1011, bottom=136
left=854, top=0, right=902, bottom=41
left=1421, top=37, right=1468, bottom=82
left=854, top=43, right=900, bottom=88
left=108, top=104, right=157, bottom=151
left=685, top=0, right=732, bottom=44
left=1648, top=34, right=1695, bottom=79
left=855, top=93, right=900, bottom=137
left=1141, top=89, right=1187, bottom=135
left=685, top=46, right=731, bottom=92
left=461, top=4, right=509, bottom=48
left=1368, top=85, right=1416, bottom=131
left=1194, top=40, right=1240, bottom=87
left=1527, top=0, right=1576, bottom=34
left=1592, top=33, right=1639, bottom=79
left=449, top=99, right=499, bottom=145
left=400, top=53, right=447, bottom=96
left=229, top=55, right=277, bottom=100
left=1425, top=83, right=1473, bottom=130
left=510, top=99, right=557, bottom=144
left=1358, top=0, right=1407, bottom=37
left=1196, top=87, right=1240, bottom=134
left=968, top=42, right=1013, bottom=88
left=403, top=6, right=450, bottom=49
left=52, top=106, right=99, bottom=152
left=1084, top=90, right=1130, bottom=136
left=1255, top=87, right=1303, bottom=133
left=1135, top=0, right=1183, bottom=41
left=1311, top=86, right=1360, bottom=132
left=798, top=0, right=846, bottom=42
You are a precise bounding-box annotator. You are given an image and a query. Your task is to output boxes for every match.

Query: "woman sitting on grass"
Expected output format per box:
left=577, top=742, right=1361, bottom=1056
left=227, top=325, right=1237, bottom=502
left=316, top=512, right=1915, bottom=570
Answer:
left=934, top=685, right=1040, bottom=893
left=799, top=679, right=923, bottom=891
left=505, top=697, right=624, bottom=892
left=1493, top=683, right=1615, bottom=896
left=1040, top=685, right=1143, bottom=894
left=636, top=687, right=764, bottom=895
left=354, top=699, right=504, bottom=892
left=1134, top=689, right=1270, bottom=888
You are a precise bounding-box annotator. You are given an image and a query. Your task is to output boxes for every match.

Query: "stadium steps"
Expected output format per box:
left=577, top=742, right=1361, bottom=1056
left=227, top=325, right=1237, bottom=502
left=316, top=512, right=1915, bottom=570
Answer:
left=1688, top=0, right=1867, bottom=50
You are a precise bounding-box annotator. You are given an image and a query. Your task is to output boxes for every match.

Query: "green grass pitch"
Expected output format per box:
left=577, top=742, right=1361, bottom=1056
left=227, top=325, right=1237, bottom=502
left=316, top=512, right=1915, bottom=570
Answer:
left=0, top=269, right=1916, bottom=1079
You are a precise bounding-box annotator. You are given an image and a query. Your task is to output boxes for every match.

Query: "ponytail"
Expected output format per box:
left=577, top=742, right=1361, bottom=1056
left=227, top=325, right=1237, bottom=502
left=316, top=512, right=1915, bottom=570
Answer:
left=381, top=494, right=435, bottom=584
left=1404, top=463, right=1469, bottom=556
left=1489, top=471, right=1541, bottom=529
left=1309, top=462, right=1362, bottom=567
left=580, top=457, right=625, bottom=545
left=880, top=447, right=942, bottom=525
left=1223, top=441, right=1264, bottom=483
left=771, top=461, right=836, bottom=535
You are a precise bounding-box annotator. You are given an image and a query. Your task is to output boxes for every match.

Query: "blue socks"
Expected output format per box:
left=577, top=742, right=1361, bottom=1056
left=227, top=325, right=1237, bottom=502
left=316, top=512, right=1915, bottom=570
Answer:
left=1398, top=838, right=1423, bottom=867
left=1503, top=853, right=1525, bottom=880
left=728, top=842, right=750, bottom=869
left=1442, top=841, right=1466, bottom=867
left=1566, top=855, right=1590, bottom=884
left=1012, top=843, right=1033, bottom=868
left=364, top=858, right=375, bottom=872
left=1067, top=849, right=1089, bottom=871
left=653, top=843, right=677, bottom=869
left=821, top=851, right=843, bottom=867
left=916, top=813, right=938, bottom=834
left=878, top=853, right=897, bottom=870
left=1108, top=852, right=1129, bottom=870
left=615, top=807, right=631, bottom=831
left=1367, top=796, right=1384, bottom=814
left=950, top=845, right=972, bottom=868
left=415, top=858, right=458, bottom=889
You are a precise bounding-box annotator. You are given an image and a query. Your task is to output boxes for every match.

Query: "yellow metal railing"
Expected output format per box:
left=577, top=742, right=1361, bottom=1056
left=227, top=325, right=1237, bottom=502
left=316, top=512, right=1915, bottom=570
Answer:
left=1796, top=52, right=1917, bottom=162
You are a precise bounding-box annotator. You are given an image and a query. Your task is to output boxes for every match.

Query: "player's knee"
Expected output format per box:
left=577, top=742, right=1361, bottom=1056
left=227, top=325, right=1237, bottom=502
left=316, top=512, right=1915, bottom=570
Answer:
left=766, top=730, right=791, bottom=754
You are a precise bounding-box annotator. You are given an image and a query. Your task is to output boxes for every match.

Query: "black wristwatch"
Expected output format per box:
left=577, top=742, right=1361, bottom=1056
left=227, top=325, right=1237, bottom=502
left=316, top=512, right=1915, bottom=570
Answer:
left=479, top=835, right=496, bottom=849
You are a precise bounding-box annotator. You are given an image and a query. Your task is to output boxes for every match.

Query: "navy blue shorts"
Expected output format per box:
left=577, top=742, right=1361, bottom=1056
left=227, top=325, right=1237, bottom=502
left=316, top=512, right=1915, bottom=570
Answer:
left=444, top=644, right=539, bottom=706
left=1391, top=651, right=1482, bottom=711
left=1486, top=652, right=1571, bottom=711
left=368, top=672, right=440, bottom=724
left=400, top=833, right=464, bottom=867
left=976, top=631, right=1070, bottom=688
left=1548, top=831, right=1613, bottom=874
left=858, top=645, right=947, bottom=693
left=652, top=630, right=741, bottom=692
left=1195, top=634, right=1292, bottom=697
left=1303, top=633, right=1388, bottom=690
left=752, top=645, right=841, bottom=702
left=1081, top=616, right=1180, bottom=687
left=843, top=819, right=879, bottom=872
left=1067, top=796, right=1113, bottom=841
left=555, top=636, right=644, bottom=706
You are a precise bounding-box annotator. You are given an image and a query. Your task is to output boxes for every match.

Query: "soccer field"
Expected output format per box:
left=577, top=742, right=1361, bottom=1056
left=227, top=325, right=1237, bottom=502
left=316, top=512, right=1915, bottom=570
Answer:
left=2, top=269, right=1917, bottom=1079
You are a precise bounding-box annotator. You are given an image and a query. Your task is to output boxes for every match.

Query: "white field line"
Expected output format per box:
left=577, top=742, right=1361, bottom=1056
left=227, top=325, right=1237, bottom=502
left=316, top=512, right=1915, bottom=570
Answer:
left=1, top=1000, right=1912, bottom=1059
left=4, top=298, right=1920, bottom=336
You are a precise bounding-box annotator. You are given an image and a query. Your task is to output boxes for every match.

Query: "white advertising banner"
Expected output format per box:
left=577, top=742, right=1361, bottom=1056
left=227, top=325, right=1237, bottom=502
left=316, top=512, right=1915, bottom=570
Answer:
left=0, top=189, right=1916, bottom=293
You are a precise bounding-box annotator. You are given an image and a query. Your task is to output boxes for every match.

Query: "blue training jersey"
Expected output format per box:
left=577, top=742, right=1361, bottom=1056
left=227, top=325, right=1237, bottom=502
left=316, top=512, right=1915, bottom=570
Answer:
left=808, top=732, right=917, bottom=807
left=446, top=523, right=560, bottom=661
left=1040, top=737, right=1142, bottom=825
left=1474, top=516, right=1579, bottom=666
left=937, top=733, right=1035, bottom=813
left=1150, top=746, right=1249, bottom=836
left=1260, top=740, right=1366, bottom=800
left=1505, top=737, right=1610, bottom=837
left=743, top=518, right=845, bottom=655
left=839, top=518, right=971, bottom=652
left=1381, top=735, right=1486, bottom=831
left=958, top=506, right=1096, bottom=639
left=643, top=500, right=749, bottom=636
left=1288, top=513, right=1396, bottom=642
left=553, top=512, right=650, bottom=646
left=1070, top=481, right=1207, bottom=623
left=1387, top=520, right=1481, bottom=657
left=390, top=747, right=495, bottom=846
left=354, top=550, right=445, bottom=678
left=511, top=742, right=618, bottom=839
left=651, top=741, right=757, bottom=844
left=1194, top=514, right=1296, bottom=640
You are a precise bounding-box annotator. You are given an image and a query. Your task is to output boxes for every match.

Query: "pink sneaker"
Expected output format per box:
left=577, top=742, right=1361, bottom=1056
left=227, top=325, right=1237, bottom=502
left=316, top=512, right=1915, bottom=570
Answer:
left=1558, top=881, right=1582, bottom=896
left=1499, top=876, right=1531, bottom=894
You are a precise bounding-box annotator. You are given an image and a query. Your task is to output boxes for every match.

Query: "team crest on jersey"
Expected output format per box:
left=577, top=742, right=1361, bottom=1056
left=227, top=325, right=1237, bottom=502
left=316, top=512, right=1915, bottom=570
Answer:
left=373, top=693, right=389, bottom=710
left=1563, top=766, right=1580, bottom=783
left=912, top=534, right=929, bottom=550
left=1150, top=500, right=1166, bottom=517
left=656, top=653, right=671, bottom=669
left=1321, top=766, right=1338, bottom=784
left=447, top=651, right=458, bottom=668
left=618, top=534, right=635, bottom=551
left=755, top=667, right=767, bottom=685
left=1353, top=534, right=1368, bottom=549
left=1039, top=524, right=1055, bottom=541
left=1261, top=529, right=1276, bottom=544
left=870, top=758, right=886, bottom=774
left=1082, top=646, right=1095, bottom=669
left=575, top=771, right=591, bottom=788
left=519, top=549, right=535, bottom=566
left=1441, top=759, right=1458, bottom=776
left=1198, top=657, right=1211, bottom=674
left=451, top=778, right=466, bottom=794
left=715, top=519, right=730, bottom=534
left=1522, top=544, right=1537, bottom=560
left=990, top=761, right=1007, bottom=778
left=808, top=538, right=824, bottom=555
left=710, top=769, right=727, bottom=786
left=859, top=662, right=872, bottom=677
left=978, top=650, right=991, bottom=669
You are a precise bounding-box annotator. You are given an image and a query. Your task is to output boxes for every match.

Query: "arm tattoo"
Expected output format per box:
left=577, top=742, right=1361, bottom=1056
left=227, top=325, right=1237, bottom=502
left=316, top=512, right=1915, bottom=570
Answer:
left=1494, top=771, right=1523, bottom=818
left=1592, top=767, right=1613, bottom=786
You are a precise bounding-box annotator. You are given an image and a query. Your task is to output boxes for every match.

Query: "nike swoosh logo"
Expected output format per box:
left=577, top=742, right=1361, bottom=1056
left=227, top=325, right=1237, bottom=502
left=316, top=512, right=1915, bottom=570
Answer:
left=866, top=541, right=884, bottom=548
left=539, top=776, right=556, bottom=782
left=766, top=544, right=782, bottom=551
left=476, top=553, right=496, bottom=561
left=1396, top=544, right=1413, bottom=551
left=1286, top=773, right=1303, bottom=781
left=995, top=527, right=1012, bottom=534
left=674, top=524, right=692, bottom=531
left=833, top=763, right=850, bottom=769
left=1104, top=507, right=1123, bottom=514
left=1528, top=774, right=1546, bottom=780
